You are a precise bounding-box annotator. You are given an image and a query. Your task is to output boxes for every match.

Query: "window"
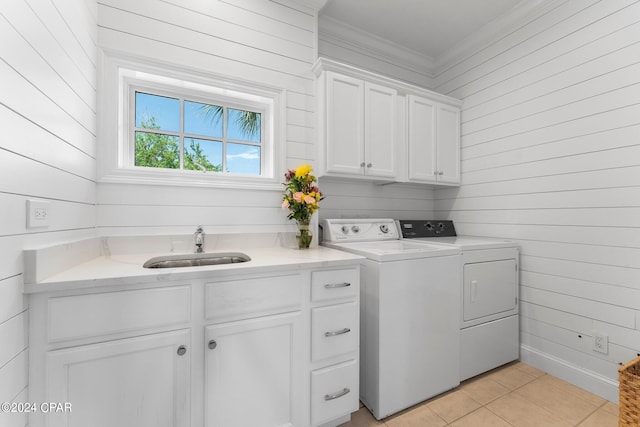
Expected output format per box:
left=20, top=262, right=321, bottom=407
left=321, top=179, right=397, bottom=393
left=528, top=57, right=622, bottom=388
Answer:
left=133, top=91, right=262, bottom=175
left=99, top=53, right=284, bottom=189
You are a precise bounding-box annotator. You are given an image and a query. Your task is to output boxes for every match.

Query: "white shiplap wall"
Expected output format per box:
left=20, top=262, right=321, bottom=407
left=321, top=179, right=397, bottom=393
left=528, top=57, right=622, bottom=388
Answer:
left=0, top=0, right=97, bottom=425
left=95, top=0, right=434, bottom=235
left=96, top=0, right=318, bottom=235
left=318, top=180, right=435, bottom=223
left=434, top=0, right=640, bottom=401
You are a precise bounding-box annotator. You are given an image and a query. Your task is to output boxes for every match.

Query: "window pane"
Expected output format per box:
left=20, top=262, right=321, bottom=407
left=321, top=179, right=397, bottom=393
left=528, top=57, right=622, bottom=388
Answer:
left=134, top=131, right=180, bottom=169
left=226, top=143, right=260, bottom=175
left=227, top=109, right=261, bottom=142
left=135, top=92, right=180, bottom=132
left=184, top=138, right=223, bottom=172
left=184, top=101, right=223, bottom=138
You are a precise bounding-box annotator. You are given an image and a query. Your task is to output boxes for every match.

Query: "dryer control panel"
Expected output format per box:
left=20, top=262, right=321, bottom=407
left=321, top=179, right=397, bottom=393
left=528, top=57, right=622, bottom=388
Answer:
left=399, top=220, right=456, bottom=238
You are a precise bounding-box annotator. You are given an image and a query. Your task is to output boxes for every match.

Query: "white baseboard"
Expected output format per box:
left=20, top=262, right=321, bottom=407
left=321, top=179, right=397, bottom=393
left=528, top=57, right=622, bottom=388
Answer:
left=520, top=345, right=619, bottom=403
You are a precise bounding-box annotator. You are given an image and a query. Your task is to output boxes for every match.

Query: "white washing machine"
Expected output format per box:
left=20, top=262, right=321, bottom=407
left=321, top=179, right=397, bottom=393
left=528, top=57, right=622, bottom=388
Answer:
left=399, top=220, right=520, bottom=381
left=321, top=219, right=461, bottom=420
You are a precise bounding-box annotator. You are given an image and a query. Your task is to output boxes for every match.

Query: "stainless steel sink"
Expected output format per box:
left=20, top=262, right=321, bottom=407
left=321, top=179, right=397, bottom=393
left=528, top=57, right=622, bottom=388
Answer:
left=143, top=252, right=251, bottom=268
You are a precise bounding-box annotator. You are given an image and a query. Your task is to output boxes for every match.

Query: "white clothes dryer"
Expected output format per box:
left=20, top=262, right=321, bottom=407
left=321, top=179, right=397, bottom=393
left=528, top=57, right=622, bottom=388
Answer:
left=399, top=220, right=520, bottom=381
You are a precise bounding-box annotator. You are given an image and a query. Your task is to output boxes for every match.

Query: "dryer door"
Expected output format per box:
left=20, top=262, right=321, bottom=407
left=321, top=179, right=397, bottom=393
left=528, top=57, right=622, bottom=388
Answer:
left=463, top=259, right=517, bottom=326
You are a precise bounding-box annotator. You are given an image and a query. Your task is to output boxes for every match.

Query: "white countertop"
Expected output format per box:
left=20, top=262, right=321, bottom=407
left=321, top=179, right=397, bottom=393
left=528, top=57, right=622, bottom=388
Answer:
left=24, top=244, right=364, bottom=294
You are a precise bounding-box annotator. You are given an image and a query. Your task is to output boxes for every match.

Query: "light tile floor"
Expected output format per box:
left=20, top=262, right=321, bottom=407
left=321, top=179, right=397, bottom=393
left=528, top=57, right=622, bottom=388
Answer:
left=339, top=361, right=618, bottom=427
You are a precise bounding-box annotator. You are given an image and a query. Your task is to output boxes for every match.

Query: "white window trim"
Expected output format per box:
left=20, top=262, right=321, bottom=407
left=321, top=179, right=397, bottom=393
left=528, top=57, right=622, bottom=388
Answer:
left=98, top=50, right=286, bottom=190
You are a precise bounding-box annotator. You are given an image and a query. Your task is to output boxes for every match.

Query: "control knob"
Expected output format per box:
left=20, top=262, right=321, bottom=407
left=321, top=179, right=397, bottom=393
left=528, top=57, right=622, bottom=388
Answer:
left=341, top=225, right=349, bottom=234
left=351, top=225, right=360, bottom=233
left=379, top=224, right=389, bottom=233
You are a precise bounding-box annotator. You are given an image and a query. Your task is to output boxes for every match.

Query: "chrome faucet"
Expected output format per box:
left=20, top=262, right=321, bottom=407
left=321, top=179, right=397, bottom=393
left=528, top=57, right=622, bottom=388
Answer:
left=194, top=226, right=205, bottom=253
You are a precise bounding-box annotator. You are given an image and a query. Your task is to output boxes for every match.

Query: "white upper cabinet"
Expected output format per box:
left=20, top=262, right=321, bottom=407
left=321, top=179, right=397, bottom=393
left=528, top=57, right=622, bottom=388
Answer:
left=314, top=58, right=461, bottom=186
left=323, top=71, right=397, bottom=179
left=364, top=82, right=397, bottom=178
left=325, top=72, right=365, bottom=176
left=407, top=95, right=460, bottom=185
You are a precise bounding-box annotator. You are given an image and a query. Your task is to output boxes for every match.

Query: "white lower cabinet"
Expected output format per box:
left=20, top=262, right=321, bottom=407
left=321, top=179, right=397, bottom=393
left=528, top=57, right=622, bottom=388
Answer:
left=205, top=312, right=303, bottom=427
left=309, top=268, right=360, bottom=427
left=29, top=265, right=361, bottom=427
left=46, top=329, right=191, bottom=427
left=311, top=360, right=359, bottom=426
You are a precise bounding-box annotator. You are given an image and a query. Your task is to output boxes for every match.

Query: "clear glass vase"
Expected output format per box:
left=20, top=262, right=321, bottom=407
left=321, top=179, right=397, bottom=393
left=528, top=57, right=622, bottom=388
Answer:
left=296, top=221, right=312, bottom=249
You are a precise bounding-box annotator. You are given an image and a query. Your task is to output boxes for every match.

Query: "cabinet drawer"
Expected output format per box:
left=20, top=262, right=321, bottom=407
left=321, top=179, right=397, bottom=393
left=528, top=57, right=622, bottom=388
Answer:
left=311, top=268, right=359, bottom=302
left=48, top=286, right=191, bottom=343
left=311, top=359, right=358, bottom=426
left=311, top=301, right=358, bottom=361
left=205, top=274, right=302, bottom=323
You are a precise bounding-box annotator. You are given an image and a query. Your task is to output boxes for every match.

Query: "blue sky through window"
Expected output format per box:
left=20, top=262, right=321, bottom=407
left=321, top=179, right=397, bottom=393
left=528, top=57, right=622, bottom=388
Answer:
left=135, top=92, right=180, bottom=131
left=184, top=101, right=223, bottom=138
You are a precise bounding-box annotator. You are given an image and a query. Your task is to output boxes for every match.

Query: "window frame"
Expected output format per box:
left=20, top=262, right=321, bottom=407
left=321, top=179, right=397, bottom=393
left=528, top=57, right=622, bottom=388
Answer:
left=99, top=52, right=285, bottom=190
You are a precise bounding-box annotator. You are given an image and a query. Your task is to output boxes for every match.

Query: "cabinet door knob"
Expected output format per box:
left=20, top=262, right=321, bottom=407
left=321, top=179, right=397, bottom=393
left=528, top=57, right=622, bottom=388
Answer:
left=208, top=340, right=217, bottom=350
left=366, top=163, right=372, bottom=168
left=177, top=345, right=187, bottom=356
left=438, top=171, right=444, bottom=175
left=360, top=162, right=365, bottom=167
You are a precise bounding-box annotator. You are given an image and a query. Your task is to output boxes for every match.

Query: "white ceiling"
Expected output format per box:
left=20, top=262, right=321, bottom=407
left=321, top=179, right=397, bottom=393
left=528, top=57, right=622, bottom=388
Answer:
left=319, top=0, right=524, bottom=59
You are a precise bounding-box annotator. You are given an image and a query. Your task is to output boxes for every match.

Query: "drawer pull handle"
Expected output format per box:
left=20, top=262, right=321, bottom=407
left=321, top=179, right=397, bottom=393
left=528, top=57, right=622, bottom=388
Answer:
left=325, top=328, right=351, bottom=337
left=325, top=387, right=350, bottom=401
left=324, top=282, right=351, bottom=289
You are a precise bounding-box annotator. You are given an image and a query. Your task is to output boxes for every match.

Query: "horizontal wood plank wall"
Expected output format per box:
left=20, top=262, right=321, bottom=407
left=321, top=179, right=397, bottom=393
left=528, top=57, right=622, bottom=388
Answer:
left=318, top=180, right=435, bottom=223
left=0, top=0, right=98, bottom=425
left=96, top=0, right=318, bottom=235
left=433, top=0, right=640, bottom=401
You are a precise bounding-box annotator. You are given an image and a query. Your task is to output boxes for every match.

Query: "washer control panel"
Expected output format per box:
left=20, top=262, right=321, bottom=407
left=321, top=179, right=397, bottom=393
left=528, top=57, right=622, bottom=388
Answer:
left=399, top=220, right=457, bottom=238
left=321, top=219, right=400, bottom=242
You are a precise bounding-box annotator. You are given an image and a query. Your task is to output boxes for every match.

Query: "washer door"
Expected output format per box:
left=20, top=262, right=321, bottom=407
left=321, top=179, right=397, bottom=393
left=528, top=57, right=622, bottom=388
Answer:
left=463, top=259, right=517, bottom=325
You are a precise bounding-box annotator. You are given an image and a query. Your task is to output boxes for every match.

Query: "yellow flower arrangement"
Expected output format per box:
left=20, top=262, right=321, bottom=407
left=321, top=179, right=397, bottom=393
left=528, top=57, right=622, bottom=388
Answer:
left=282, top=165, right=324, bottom=248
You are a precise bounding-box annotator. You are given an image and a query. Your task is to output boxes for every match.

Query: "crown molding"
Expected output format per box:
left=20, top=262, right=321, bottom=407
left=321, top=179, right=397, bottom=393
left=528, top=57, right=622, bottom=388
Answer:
left=433, top=0, right=563, bottom=75
left=279, top=0, right=328, bottom=13
left=318, top=14, right=435, bottom=78
left=317, top=0, right=561, bottom=80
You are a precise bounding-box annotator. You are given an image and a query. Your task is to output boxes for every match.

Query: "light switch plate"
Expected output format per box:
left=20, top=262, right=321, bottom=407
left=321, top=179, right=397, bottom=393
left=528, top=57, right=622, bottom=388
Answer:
left=27, top=200, right=51, bottom=228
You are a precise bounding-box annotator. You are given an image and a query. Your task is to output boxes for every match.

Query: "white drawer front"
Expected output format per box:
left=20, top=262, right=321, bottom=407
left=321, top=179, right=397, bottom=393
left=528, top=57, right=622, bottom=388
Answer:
left=311, top=268, right=359, bottom=302
left=311, top=301, right=358, bottom=361
left=311, top=359, right=359, bottom=426
left=48, top=286, right=191, bottom=343
left=205, top=274, right=302, bottom=323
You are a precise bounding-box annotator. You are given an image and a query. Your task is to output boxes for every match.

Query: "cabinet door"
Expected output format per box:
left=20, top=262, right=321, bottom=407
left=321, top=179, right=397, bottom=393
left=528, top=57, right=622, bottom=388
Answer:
left=407, top=94, right=437, bottom=182
left=364, top=82, right=397, bottom=178
left=47, top=329, right=190, bottom=427
left=436, top=104, right=461, bottom=184
left=325, top=72, right=364, bottom=176
left=205, top=312, right=302, bottom=427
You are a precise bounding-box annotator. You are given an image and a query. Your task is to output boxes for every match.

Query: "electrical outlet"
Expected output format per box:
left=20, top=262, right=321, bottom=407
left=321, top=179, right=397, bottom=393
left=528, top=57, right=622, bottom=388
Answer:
left=593, top=332, right=608, bottom=354
left=27, top=200, right=51, bottom=228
